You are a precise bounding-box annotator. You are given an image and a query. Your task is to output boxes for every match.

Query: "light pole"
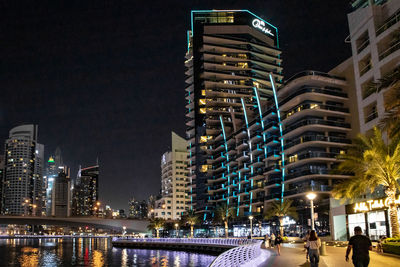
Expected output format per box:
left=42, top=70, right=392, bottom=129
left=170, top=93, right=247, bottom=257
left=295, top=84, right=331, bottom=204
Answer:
left=306, top=192, right=317, bottom=230
left=122, top=226, right=126, bottom=236
left=249, top=215, right=254, bottom=239
left=175, top=223, right=179, bottom=238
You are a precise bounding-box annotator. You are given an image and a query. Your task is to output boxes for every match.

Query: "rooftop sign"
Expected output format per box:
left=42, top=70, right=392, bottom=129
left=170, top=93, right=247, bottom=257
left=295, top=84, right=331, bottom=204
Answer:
left=252, top=19, right=274, bottom=37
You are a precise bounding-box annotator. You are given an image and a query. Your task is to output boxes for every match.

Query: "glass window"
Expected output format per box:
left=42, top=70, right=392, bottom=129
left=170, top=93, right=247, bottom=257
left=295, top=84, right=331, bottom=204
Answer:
left=348, top=213, right=366, bottom=236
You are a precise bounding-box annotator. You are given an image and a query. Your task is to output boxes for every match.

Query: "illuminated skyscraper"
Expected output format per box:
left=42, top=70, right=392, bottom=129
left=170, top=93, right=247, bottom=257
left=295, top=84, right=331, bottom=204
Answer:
left=72, top=164, right=99, bottom=216
left=185, top=10, right=282, bottom=219
left=2, top=124, right=44, bottom=215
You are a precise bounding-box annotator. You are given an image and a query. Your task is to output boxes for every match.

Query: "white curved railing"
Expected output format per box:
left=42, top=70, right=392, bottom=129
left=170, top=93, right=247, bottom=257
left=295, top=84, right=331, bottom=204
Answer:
left=112, top=237, right=256, bottom=247
left=112, top=238, right=269, bottom=266
left=209, top=240, right=267, bottom=267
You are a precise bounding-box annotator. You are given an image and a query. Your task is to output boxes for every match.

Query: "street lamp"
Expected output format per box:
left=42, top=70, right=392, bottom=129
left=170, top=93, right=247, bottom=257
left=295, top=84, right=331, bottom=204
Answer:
left=249, top=215, right=254, bottom=239
left=306, top=192, right=317, bottom=230
left=122, top=226, right=126, bottom=236
left=175, top=223, right=179, bottom=238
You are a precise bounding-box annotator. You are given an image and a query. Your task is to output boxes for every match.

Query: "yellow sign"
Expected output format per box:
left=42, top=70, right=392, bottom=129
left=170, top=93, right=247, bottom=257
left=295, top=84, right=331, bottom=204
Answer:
left=353, top=195, right=400, bottom=213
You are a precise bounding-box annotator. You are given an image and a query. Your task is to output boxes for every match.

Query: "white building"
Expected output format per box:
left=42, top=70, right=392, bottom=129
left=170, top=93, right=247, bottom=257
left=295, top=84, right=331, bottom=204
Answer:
left=348, top=0, right=400, bottom=134
left=2, top=124, right=44, bottom=215
left=153, top=132, right=189, bottom=220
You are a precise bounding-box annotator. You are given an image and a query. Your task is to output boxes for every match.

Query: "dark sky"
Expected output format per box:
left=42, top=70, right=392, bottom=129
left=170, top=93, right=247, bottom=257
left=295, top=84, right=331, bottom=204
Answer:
left=0, top=0, right=352, bottom=211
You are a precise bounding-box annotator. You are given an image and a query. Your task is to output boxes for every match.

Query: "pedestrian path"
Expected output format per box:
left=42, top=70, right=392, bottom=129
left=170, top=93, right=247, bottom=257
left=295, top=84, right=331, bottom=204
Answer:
left=262, top=243, right=400, bottom=266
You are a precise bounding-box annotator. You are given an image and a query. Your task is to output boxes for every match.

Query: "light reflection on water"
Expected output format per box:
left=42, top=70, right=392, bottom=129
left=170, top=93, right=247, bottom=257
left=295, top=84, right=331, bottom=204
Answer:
left=0, top=238, right=216, bottom=266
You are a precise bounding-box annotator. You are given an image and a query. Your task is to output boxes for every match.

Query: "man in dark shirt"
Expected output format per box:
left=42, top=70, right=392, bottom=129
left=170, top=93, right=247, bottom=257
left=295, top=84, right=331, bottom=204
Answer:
left=346, top=226, right=373, bottom=267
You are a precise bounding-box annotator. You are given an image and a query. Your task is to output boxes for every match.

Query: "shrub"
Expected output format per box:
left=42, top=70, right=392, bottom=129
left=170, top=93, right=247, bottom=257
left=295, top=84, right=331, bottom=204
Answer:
left=382, top=242, right=400, bottom=255
left=385, top=238, right=400, bottom=243
left=282, top=236, right=289, bottom=243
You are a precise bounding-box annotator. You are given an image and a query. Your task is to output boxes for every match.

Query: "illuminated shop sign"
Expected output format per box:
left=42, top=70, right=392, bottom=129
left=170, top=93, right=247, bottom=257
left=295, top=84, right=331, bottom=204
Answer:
left=252, top=19, right=274, bottom=37
left=349, top=195, right=400, bottom=213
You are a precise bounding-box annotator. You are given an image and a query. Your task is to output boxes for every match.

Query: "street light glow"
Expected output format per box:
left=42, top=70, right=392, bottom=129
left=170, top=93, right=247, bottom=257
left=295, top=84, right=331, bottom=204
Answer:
left=306, top=192, right=316, bottom=200
left=249, top=215, right=254, bottom=220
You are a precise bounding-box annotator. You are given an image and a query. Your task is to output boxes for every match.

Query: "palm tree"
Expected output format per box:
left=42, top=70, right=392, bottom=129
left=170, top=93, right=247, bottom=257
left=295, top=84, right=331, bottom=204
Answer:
left=264, top=199, right=298, bottom=236
left=332, top=127, right=400, bottom=237
left=184, top=210, right=199, bottom=238
left=213, top=204, right=235, bottom=238
left=147, top=218, right=165, bottom=238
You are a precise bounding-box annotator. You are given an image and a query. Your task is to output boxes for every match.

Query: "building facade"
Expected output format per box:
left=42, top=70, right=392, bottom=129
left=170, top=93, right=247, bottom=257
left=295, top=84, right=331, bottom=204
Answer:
left=51, top=169, right=71, bottom=217
left=348, top=0, right=400, bottom=134
left=152, top=132, right=188, bottom=220
left=72, top=165, right=99, bottom=216
left=2, top=125, right=44, bottom=216
left=129, top=198, right=148, bottom=219
left=185, top=10, right=282, bottom=219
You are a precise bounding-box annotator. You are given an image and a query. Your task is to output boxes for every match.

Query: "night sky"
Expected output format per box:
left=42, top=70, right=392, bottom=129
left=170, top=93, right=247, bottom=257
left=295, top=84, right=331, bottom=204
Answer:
left=0, top=0, right=352, bottom=211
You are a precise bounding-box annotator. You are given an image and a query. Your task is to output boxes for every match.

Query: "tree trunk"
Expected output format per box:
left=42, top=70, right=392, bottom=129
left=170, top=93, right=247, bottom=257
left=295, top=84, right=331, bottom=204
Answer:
left=156, top=229, right=159, bottom=238
left=190, top=225, right=194, bottom=238
left=279, top=217, right=284, bottom=236
left=386, top=187, right=400, bottom=237
left=224, top=221, right=228, bottom=238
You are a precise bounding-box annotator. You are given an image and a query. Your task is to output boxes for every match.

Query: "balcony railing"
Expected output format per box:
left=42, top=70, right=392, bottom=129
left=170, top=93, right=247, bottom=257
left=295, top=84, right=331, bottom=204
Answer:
left=286, top=168, right=329, bottom=180
left=284, top=135, right=351, bottom=150
left=288, top=151, right=339, bottom=163
left=378, top=41, right=400, bottom=61
left=360, top=63, right=372, bottom=76
left=283, top=119, right=351, bottom=135
left=284, top=104, right=349, bottom=119
left=283, top=185, right=333, bottom=197
left=357, top=39, right=370, bottom=54
left=376, top=9, right=400, bottom=36
left=285, top=70, right=345, bottom=85
left=365, top=112, right=378, bottom=123
left=279, top=87, right=348, bottom=107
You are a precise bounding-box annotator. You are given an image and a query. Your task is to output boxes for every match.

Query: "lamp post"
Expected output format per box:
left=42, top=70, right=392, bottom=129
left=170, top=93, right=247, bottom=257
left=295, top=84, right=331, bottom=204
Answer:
left=306, top=192, right=317, bottom=230
left=122, top=226, right=126, bottom=236
left=175, top=223, right=179, bottom=238
left=249, top=215, right=254, bottom=239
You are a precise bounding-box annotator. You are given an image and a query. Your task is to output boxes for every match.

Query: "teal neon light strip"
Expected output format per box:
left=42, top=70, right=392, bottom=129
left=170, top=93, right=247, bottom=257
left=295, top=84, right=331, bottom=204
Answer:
left=219, top=115, right=230, bottom=207
left=241, top=98, right=253, bottom=163
left=269, top=73, right=285, bottom=202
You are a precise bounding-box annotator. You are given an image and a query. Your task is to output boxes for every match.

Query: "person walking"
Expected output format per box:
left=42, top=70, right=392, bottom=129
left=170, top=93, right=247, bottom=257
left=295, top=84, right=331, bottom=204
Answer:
left=270, top=233, right=276, bottom=248
left=304, top=230, right=311, bottom=261
left=305, top=230, right=321, bottom=267
left=264, top=234, right=270, bottom=248
left=275, top=233, right=283, bottom=256
left=346, top=226, right=372, bottom=267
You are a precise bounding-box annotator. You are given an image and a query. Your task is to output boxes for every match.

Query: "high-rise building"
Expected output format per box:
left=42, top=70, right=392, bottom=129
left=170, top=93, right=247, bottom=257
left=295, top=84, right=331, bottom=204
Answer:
left=72, top=164, right=99, bottom=216
left=0, top=155, right=4, bottom=212
left=2, top=124, right=44, bottom=216
left=152, top=132, right=188, bottom=220
left=44, top=148, right=64, bottom=216
left=51, top=169, right=71, bottom=217
left=129, top=198, right=148, bottom=219
left=347, top=0, right=400, bottom=134
left=185, top=10, right=282, bottom=219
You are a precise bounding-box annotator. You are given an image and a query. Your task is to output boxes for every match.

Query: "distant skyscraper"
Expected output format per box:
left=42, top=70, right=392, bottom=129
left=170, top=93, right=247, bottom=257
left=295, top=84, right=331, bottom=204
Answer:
left=0, top=155, right=5, bottom=212
left=152, top=132, right=188, bottom=220
left=51, top=169, right=71, bottom=217
left=72, top=164, right=99, bottom=216
left=129, top=198, right=148, bottom=219
left=2, top=124, right=44, bottom=215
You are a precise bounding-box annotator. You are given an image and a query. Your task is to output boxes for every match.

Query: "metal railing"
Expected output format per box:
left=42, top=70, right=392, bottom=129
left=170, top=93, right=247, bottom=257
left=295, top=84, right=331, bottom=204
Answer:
left=376, top=9, right=400, bottom=36
left=210, top=240, right=264, bottom=267
left=378, top=41, right=400, bottom=61
left=112, top=237, right=257, bottom=247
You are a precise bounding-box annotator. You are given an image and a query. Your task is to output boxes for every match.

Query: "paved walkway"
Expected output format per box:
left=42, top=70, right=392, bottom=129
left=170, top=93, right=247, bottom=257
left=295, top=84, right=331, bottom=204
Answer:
left=262, top=243, right=400, bottom=267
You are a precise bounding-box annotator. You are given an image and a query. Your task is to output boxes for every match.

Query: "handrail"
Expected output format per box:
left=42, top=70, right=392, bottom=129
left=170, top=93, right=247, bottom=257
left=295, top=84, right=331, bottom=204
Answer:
left=112, top=237, right=258, bottom=247
left=285, top=70, right=345, bottom=84
left=210, top=240, right=265, bottom=267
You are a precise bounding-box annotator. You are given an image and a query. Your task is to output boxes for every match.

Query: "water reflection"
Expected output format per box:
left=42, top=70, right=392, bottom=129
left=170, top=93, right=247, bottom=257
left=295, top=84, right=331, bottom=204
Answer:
left=0, top=238, right=216, bottom=267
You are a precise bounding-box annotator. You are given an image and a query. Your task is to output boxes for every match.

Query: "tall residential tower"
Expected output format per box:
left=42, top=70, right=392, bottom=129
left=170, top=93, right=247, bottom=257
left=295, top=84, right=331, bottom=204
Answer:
left=185, top=10, right=282, bottom=219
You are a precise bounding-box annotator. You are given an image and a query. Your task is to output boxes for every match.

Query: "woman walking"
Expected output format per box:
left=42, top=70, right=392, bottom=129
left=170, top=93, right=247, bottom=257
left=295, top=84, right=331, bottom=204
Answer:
left=304, top=230, right=311, bottom=261
left=306, top=230, right=321, bottom=267
left=275, top=233, right=283, bottom=256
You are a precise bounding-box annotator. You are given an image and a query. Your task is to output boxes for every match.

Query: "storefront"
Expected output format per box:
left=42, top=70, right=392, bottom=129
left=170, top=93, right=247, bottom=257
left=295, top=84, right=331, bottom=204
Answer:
left=331, top=195, right=400, bottom=241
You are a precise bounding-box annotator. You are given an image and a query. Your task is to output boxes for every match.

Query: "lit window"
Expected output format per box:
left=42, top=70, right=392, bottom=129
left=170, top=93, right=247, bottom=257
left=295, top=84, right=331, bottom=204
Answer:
left=199, top=99, right=206, bottom=105
left=199, top=108, right=206, bottom=114
left=201, top=90, right=206, bottom=96
left=238, top=62, right=248, bottom=68
left=289, top=154, right=298, bottom=163
left=200, top=165, right=209, bottom=172
left=310, top=103, right=319, bottom=109
left=222, top=54, right=227, bottom=57
left=200, top=136, right=212, bottom=143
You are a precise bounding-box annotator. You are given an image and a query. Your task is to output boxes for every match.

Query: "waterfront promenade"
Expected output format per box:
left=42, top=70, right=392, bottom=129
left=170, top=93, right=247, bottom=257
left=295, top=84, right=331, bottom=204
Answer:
left=264, top=243, right=400, bottom=267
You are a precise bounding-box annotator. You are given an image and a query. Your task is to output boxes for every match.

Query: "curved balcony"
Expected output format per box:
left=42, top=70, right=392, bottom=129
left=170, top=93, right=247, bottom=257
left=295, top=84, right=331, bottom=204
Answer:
left=279, top=87, right=348, bottom=108
left=285, top=70, right=345, bottom=85
left=283, top=185, right=333, bottom=198
left=283, top=119, right=351, bottom=136
left=284, top=135, right=351, bottom=152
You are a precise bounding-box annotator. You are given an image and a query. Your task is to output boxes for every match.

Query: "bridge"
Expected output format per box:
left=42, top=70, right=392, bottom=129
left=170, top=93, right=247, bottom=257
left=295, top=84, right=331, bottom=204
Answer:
left=0, top=216, right=149, bottom=233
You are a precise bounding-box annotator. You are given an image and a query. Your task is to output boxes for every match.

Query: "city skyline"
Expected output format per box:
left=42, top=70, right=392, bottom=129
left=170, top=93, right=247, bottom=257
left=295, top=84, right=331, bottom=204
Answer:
left=0, top=0, right=352, bottom=210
